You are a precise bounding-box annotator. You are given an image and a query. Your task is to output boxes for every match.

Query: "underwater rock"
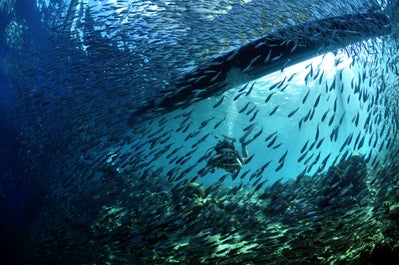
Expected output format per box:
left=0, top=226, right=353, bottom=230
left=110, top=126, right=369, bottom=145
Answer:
left=385, top=202, right=399, bottom=221
left=172, top=182, right=206, bottom=200
left=172, top=182, right=209, bottom=210
left=369, top=243, right=399, bottom=265
left=315, top=153, right=368, bottom=208
left=186, top=232, right=220, bottom=264
left=186, top=182, right=206, bottom=199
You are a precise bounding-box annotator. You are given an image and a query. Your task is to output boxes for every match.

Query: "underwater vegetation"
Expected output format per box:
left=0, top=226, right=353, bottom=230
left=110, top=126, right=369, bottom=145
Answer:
left=2, top=0, right=399, bottom=264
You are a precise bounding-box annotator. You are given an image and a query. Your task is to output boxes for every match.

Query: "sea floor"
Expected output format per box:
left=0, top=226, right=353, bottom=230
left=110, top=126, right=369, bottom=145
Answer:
left=25, top=153, right=399, bottom=264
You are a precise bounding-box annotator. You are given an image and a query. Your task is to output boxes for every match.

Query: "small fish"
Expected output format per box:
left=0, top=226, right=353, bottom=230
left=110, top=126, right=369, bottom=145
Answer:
left=287, top=73, right=296, bottom=82
left=265, top=92, right=275, bottom=103
left=329, top=77, right=336, bottom=91
left=300, top=140, right=309, bottom=153
left=372, top=133, right=379, bottom=148
left=313, top=94, right=321, bottom=108
left=182, top=108, right=194, bottom=117
left=233, top=91, right=246, bottom=101
left=288, top=107, right=299, bottom=118
left=321, top=109, right=329, bottom=122
left=194, top=75, right=208, bottom=83
left=179, top=156, right=192, bottom=166
left=213, top=116, right=226, bottom=129
left=198, top=117, right=215, bottom=130
left=271, top=53, right=283, bottom=62
left=368, top=133, right=374, bottom=147
left=298, top=118, right=304, bottom=130
left=254, top=179, right=268, bottom=192
left=246, top=105, right=257, bottom=115
left=304, top=153, right=314, bottom=165
left=249, top=171, right=258, bottom=181
left=277, top=77, right=287, bottom=89
left=243, top=55, right=262, bottom=72
left=244, top=127, right=263, bottom=145
left=328, top=113, right=335, bottom=126
left=158, top=116, right=168, bottom=126
left=269, top=105, right=278, bottom=116
left=346, top=132, right=354, bottom=147
left=239, top=169, right=251, bottom=179
left=339, top=183, right=354, bottom=197
left=308, top=140, right=316, bottom=151
left=239, top=83, right=249, bottom=92
left=280, top=84, right=289, bottom=92
left=269, top=81, right=280, bottom=90
left=297, top=152, right=307, bottom=163
left=311, top=152, right=321, bottom=166
left=166, top=146, right=183, bottom=159
left=313, top=67, right=321, bottom=79
left=246, top=82, right=256, bottom=96
left=217, top=173, right=229, bottom=183
left=364, top=114, right=371, bottom=130
left=302, top=90, right=310, bottom=104
left=320, top=153, right=331, bottom=167
left=239, top=102, right=251, bottom=113
left=182, top=122, right=192, bottom=133
left=265, top=131, right=278, bottom=142
left=290, top=41, right=299, bottom=53
left=243, top=123, right=257, bottom=132
left=255, top=41, right=267, bottom=49
left=249, top=109, right=259, bottom=122
left=192, top=133, right=211, bottom=148
left=213, top=96, right=225, bottom=108
left=280, top=59, right=291, bottom=72
left=267, top=135, right=277, bottom=148
left=148, top=125, right=166, bottom=139
left=333, top=97, right=337, bottom=112
left=210, top=71, right=222, bottom=82
left=357, top=135, right=365, bottom=149
left=197, top=166, right=210, bottom=176
left=185, top=130, right=200, bottom=141
left=278, top=150, right=288, bottom=163
left=275, top=161, right=285, bottom=172
left=318, top=70, right=324, bottom=85
left=330, top=125, right=339, bottom=141
left=379, top=123, right=386, bottom=138
left=305, top=70, right=312, bottom=84
left=316, top=138, right=324, bottom=149
left=159, top=134, right=172, bottom=145
left=309, top=108, right=315, bottom=121
left=175, top=123, right=186, bottom=133
left=339, top=138, right=348, bottom=153
left=197, top=151, right=212, bottom=163
left=245, top=154, right=255, bottom=164
left=264, top=49, right=272, bottom=62
left=260, top=160, right=272, bottom=173
left=338, top=112, right=345, bottom=125
left=240, top=123, right=256, bottom=142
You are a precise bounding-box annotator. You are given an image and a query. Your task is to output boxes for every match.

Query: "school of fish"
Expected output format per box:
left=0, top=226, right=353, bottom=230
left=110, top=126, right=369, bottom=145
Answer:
left=4, top=0, right=399, bottom=264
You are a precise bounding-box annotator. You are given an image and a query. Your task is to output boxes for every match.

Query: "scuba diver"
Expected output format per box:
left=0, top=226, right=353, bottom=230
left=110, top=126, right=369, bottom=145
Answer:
left=206, top=136, right=248, bottom=175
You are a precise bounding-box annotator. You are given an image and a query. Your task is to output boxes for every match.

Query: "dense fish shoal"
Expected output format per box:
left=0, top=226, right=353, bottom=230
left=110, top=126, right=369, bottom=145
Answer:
left=2, top=0, right=399, bottom=264
left=129, top=12, right=391, bottom=121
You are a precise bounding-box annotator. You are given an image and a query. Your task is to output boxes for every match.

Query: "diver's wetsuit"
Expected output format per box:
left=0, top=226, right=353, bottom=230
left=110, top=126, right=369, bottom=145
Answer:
left=207, top=140, right=248, bottom=174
